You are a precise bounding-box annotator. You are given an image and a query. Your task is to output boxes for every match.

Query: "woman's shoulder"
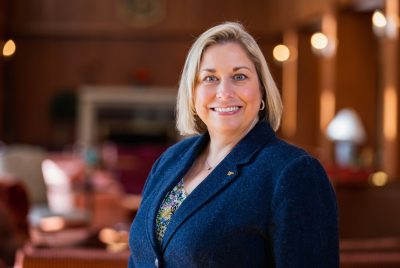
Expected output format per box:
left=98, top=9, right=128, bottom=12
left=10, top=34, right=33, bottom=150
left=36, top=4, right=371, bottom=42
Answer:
left=267, top=137, right=331, bottom=186
left=261, top=136, right=311, bottom=162
left=256, top=136, right=327, bottom=179
left=248, top=121, right=318, bottom=167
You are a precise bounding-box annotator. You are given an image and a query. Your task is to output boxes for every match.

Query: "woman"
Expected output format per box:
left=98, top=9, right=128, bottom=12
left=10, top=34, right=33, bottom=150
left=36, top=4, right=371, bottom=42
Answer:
left=128, top=22, right=339, bottom=267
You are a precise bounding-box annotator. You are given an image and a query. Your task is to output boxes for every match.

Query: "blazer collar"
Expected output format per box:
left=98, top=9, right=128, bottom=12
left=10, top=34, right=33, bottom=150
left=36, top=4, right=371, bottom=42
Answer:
left=223, top=120, right=276, bottom=166
left=147, top=121, right=276, bottom=253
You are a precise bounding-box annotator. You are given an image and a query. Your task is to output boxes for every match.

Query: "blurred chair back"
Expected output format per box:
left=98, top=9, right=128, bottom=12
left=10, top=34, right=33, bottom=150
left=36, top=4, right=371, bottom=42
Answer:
left=0, top=145, right=47, bottom=205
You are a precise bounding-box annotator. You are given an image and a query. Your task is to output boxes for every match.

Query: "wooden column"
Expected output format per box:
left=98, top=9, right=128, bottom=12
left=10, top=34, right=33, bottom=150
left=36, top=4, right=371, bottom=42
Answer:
left=0, top=0, right=5, bottom=140
left=281, top=30, right=298, bottom=141
left=379, top=0, right=399, bottom=179
left=318, top=10, right=337, bottom=164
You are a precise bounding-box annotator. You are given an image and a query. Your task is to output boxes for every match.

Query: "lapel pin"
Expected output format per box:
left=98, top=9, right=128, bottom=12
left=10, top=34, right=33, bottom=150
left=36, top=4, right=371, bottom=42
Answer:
left=227, top=171, right=235, bottom=176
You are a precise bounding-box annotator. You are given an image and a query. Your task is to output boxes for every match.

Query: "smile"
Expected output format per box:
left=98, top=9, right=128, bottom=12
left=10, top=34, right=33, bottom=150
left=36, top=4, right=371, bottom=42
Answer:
left=212, top=106, right=241, bottom=112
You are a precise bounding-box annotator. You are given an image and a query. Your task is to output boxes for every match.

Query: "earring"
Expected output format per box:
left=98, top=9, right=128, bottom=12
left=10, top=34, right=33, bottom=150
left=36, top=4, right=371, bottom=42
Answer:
left=260, top=100, right=265, bottom=111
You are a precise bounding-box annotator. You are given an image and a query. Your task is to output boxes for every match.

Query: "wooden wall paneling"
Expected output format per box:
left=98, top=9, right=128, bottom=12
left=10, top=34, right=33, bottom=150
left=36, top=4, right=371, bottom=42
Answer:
left=0, top=0, right=4, bottom=140
left=335, top=10, right=379, bottom=167
left=264, top=0, right=335, bottom=34
left=295, top=29, right=320, bottom=155
left=9, top=0, right=275, bottom=37
left=9, top=0, right=371, bottom=38
left=10, top=38, right=190, bottom=146
left=10, top=0, right=364, bottom=148
left=7, top=0, right=278, bottom=146
left=280, top=30, right=298, bottom=141
left=9, top=0, right=196, bottom=35
left=398, top=20, right=400, bottom=180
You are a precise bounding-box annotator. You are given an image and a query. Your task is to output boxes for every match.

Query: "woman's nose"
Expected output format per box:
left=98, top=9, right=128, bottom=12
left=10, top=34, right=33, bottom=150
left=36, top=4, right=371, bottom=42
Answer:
left=216, top=80, right=234, bottom=99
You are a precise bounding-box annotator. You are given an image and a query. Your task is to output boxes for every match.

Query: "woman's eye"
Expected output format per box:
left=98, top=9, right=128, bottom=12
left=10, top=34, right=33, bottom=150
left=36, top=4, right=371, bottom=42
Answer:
left=233, top=74, right=247, bottom=81
left=204, top=76, right=218, bottom=82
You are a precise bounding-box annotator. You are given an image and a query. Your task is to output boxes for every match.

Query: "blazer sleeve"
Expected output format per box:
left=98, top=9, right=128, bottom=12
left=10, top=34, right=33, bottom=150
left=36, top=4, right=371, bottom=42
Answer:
left=270, top=155, right=339, bottom=268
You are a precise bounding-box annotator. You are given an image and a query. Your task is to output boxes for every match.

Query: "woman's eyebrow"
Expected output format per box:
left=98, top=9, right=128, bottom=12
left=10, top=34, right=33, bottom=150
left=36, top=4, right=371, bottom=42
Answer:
left=200, top=66, right=253, bottom=73
left=199, top=68, right=216, bottom=73
left=233, top=66, right=253, bottom=72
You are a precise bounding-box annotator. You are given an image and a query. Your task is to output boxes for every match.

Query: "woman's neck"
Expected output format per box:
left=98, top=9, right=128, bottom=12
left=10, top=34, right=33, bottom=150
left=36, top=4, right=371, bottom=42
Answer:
left=205, top=118, right=259, bottom=167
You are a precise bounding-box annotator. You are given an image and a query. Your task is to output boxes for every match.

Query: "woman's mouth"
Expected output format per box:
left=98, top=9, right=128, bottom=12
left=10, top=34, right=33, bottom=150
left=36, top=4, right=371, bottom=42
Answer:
left=211, top=106, right=241, bottom=113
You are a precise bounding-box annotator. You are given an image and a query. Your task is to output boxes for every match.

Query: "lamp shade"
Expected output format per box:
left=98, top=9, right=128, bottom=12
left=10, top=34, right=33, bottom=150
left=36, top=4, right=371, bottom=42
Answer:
left=326, top=108, right=366, bottom=144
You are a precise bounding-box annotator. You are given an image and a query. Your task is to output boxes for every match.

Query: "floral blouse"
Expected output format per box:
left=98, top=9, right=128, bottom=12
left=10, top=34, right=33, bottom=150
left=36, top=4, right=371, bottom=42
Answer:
left=155, top=178, right=187, bottom=244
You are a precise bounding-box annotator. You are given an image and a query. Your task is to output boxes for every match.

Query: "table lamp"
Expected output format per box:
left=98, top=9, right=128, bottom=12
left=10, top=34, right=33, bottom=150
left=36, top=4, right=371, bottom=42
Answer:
left=326, top=108, right=366, bottom=167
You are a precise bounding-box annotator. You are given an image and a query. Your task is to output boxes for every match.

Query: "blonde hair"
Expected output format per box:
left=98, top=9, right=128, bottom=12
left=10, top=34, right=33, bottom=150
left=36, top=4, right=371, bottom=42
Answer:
left=176, top=21, right=282, bottom=136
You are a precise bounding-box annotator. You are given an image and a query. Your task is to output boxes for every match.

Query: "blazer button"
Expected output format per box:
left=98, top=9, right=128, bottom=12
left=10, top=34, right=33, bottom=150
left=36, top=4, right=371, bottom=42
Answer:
left=155, top=258, right=159, bottom=267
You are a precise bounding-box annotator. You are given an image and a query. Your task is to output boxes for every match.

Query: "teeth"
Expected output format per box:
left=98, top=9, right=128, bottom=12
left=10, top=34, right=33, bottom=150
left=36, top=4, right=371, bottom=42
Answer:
left=214, top=107, right=240, bottom=112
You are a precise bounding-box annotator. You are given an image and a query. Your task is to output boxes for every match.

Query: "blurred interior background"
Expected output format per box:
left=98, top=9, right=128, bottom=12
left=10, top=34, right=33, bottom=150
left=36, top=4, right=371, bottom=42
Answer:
left=1, top=0, right=400, bottom=267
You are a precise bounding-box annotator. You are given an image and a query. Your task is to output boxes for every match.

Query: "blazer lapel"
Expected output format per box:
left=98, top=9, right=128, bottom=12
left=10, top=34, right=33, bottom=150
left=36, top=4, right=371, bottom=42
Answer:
left=145, top=133, right=209, bottom=254
left=160, top=121, right=276, bottom=252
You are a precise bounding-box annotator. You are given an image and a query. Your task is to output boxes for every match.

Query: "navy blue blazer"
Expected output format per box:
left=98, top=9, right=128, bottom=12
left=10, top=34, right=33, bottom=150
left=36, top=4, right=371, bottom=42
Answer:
left=128, top=121, right=339, bottom=267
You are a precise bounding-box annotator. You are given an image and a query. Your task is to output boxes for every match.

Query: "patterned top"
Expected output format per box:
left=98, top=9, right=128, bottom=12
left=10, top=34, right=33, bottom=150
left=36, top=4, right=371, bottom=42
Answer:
left=155, top=178, right=187, bottom=244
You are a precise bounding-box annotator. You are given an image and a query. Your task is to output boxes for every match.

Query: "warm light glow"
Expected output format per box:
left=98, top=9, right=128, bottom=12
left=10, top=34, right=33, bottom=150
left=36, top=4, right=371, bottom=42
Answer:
left=99, top=228, right=129, bottom=252
left=383, top=86, right=397, bottom=141
left=2, top=39, right=16, bottom=57
left=372, top=10, right=387, bottom=28
left=373, top=1, right=399, bottom=39
left=273, top=44, right=290, bottom=62
left=318, top=12, right=337, bottom=57
left=311, top=32, right=329, bottom=50
left=369, top=171, right=389, bottom=186
left=39, top=216, right=66, bottom=232
left=99, top=228, right=119, bottom=244
left=320, top=90, right=335, bottom=132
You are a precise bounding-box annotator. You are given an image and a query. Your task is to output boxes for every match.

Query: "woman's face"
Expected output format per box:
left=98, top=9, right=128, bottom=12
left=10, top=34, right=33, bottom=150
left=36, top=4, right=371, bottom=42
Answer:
left=194, top=42, right=262, bottom=137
